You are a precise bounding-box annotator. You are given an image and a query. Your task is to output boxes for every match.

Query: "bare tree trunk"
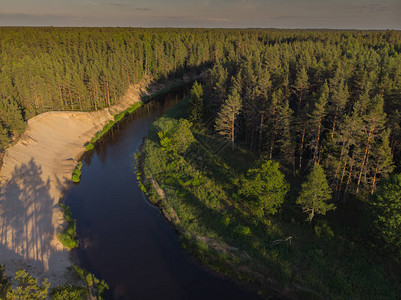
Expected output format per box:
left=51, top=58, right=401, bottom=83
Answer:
left=344, top=155, right=354, bottom=203
left=231, top=111, right=235, bottom=151
left=356, top=126, right=374, bottom=193
left=93, top=84, right=98, bottom=110
left=106, top=79, right=111, bottom=107
left=269, top=118, right=276, bottom=160
left=331, top=104, right=339, bottom=139
left=313, top=119, right=322, bottom=164
left=299, top=127, right=306, bottom=170
left=259, top=112, right=264, bottom=147
left=126, top=69, right=131, bottom=84
left=371, top=163, right=379, bottom=194
left=309, top=208, right=314, bottom=224
left=68, top=86, right=73, bottom=110
left=336, top=162, right=347, bottom=201
left=58, top=84, right=65, bottom=109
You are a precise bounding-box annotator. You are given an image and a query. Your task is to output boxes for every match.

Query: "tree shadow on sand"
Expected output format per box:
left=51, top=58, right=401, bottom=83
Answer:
left=0, top=159, right=71, bottom=284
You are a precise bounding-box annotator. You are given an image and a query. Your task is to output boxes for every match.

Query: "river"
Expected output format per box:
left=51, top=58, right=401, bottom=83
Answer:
left=64, top=90, right=261, bottom=299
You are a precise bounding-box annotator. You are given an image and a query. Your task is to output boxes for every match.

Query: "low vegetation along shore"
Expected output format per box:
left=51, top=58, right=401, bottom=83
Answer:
left=71, top=101, right=143, bottom=184
left=140, top=81, right=401, bottom=299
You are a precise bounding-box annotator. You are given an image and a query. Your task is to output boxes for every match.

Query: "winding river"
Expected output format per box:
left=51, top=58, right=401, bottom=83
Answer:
left=64, top=90, right=261, bottom=299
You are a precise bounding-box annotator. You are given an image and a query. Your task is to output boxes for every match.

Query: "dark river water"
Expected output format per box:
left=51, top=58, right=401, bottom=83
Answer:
left=64, top=91, right=261, bottom=300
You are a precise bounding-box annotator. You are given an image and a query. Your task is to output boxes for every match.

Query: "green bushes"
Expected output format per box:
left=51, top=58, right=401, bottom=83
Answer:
left=0, top=264, right=107, bottom=300
left=126, top=102, right=142, bottom=114
left=51, top=285, right=88, bottom=300
left=71, top=265, right=109, bottom=300
left=87, top=102, right=143, bottom=152
left=57, top=204, right=78, bottom=249
left=114, top=102, right=142, bottom=122
left=72, top=162, right=82, bottom=183
left=0, top=267, right=49, bottom=300
left=89, top=120, right=115, bottom=145
left=314, top=221, right=334, bottom=240
left=85, top=143, right=94, bottom=151
left=158, top=119, right=195, bottom=155
left=366, top=173, right=401, bottom=257
left=114, top=111, right=126, bottom=122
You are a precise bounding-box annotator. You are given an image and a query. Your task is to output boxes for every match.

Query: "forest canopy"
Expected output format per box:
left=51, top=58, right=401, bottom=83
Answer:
left=0, top=28, right=400, bottom=158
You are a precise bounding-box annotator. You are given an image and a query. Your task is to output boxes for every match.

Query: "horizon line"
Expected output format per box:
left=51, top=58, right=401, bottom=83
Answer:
left=0, top=26, right=400, bottom=31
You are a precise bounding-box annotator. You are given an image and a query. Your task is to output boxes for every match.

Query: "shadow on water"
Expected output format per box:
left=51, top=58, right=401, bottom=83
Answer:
left=65, top=90, right=261, bottom=300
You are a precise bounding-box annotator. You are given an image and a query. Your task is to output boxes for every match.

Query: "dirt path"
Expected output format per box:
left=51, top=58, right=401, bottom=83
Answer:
left=0, top=79, right=151, bottom=287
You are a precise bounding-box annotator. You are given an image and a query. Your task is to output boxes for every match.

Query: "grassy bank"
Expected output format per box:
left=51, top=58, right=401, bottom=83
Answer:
left=57, top=204, right=78, bottom=249
left=84, top=102, right=143, bottom=154
left=71, top=101, right=143, bottom=183
left=140, top=98, right=401, bottom=299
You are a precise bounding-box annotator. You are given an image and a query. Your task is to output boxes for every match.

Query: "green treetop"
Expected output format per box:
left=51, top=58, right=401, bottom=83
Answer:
left=215, top=88, right=242, bottom=151
left=189, top=81, right=204, bottom=124
left=297, top=164, right=335, bottom=223
left=239, top=160, right=289, bottom=218
left=367, top=173, right=401, bottom=257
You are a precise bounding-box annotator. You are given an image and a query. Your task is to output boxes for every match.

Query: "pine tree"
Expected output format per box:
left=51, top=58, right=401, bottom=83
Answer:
left=307, top=81, right=329, bottom=165
left=239, top=160, right=289, bottom=217
left=331, top=113, right=363, bottom=201
left=297, top=164, right=335, bottom=223
left=275, top=92, right=296, bottom=173
left=367, top=174, right=401, bottom=256
left=0, top=98, right=25, bottom=134
left=267, top=90, right=280, bottom=159
left=367, top=129, right=394, bottom=194
left=6, top=269, right=49, bottom=300
left=328, top=78, right=349, bottom=140
left=355, top=94, right=388, bottom=193
left=292, top=67, right=310, bottom=112
left=189, top=81, right=204, bottom=124
left=215, top=88, right=242, bottom=151
left=0, top=264, right=11, bottom=299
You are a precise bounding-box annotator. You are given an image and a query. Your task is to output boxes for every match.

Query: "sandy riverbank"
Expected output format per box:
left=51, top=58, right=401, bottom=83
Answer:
left=0, top=79, right=153, bottom=287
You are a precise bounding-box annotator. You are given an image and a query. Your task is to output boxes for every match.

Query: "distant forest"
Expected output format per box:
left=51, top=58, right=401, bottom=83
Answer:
left=0, top=27, right=222, bottom=146
left=0, top=28, right=399, bottom=155
left=1, top=28, right=401, bottom=194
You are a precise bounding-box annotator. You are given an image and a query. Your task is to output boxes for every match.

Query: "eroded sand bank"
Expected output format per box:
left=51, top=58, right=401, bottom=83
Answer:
left=0, top=79, right=151, bottom=286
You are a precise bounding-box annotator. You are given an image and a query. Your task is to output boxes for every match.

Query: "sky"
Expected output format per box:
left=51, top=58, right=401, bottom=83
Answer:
left=0, top=0, right=400, bottom=29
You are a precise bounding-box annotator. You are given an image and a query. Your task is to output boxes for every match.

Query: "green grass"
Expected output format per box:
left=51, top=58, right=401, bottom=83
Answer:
left=57, top=204, right=78, bottom=249
left=141, top=98, right=401, bottom=299
left=126, top=101, right=142, bottom=114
